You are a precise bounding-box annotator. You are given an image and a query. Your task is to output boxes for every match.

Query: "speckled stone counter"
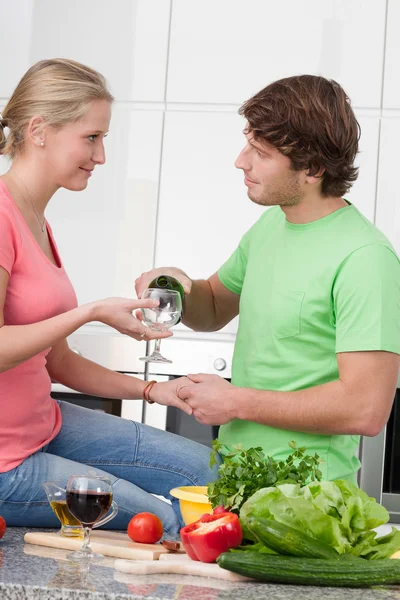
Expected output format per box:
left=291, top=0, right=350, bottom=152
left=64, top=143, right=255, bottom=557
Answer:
left=2, top=528, right=400, bottom=600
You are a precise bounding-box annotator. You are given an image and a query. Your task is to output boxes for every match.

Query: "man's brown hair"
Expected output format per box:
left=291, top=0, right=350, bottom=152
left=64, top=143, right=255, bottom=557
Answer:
left=239, top=75, right=360, bottom=197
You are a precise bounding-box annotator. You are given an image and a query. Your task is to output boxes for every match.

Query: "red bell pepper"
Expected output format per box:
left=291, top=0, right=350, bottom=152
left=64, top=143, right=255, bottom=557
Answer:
left=180, top=512, right=242, bottom=563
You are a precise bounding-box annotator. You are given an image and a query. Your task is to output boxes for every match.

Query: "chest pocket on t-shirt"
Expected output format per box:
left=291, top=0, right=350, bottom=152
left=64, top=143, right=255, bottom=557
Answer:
left=270, top=290, right=305, bottom=339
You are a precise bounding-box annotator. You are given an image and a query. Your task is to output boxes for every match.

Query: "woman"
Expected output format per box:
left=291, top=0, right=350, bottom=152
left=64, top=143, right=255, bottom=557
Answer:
left=0, top=58, right=219, bottom=536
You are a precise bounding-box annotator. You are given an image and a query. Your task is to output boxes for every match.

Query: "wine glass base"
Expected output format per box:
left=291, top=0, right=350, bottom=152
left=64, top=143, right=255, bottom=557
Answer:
left=139, top=354, right=172, bottom=364
left=67, top=549, right=104, bottom=562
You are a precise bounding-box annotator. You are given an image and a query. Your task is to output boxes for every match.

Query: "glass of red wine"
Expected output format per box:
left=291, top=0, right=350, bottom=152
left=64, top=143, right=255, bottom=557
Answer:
left=65, top=475, right=117, bottom=561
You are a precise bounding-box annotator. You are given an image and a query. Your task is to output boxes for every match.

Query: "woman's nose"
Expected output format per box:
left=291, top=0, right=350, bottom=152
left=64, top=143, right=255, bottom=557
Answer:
left=93, top=142, right=106, bottom=165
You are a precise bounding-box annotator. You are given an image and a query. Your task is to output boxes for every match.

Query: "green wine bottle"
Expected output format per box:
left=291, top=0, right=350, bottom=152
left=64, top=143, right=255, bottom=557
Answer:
left=148, top=275, right=185, bottom=321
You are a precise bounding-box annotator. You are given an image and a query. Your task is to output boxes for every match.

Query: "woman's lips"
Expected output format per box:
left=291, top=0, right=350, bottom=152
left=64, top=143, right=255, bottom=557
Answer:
left=80, top=167, right=93, bottom=177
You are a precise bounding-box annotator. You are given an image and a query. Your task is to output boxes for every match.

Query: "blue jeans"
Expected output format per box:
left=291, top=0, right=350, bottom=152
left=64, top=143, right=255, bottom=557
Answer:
left=0, top=401, right=221, bottom=536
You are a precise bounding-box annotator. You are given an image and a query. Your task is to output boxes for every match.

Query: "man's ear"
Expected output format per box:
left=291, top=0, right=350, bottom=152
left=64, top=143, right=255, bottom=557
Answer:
left=305, top=166, right=325, bottom=185
left=27, top=116, right=45, bottom=148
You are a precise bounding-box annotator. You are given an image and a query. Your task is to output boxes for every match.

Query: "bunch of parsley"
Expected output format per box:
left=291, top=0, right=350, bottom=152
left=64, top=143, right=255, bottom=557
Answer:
left=207, top=440, right=323, bottom=513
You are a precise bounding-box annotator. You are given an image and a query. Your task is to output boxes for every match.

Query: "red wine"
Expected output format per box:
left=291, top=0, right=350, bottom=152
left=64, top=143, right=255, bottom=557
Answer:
left=66, top=490, right=112, bottom=526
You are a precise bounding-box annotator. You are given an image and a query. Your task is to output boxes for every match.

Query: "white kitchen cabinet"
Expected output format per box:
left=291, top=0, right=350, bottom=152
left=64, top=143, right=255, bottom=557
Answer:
left=346, top=115, right=380, bottom=223
left=0, top=0, right=34, bottom=98
left=167, top=0, right=385, bottom=108
left=375, top=118, right=400, bottom=256
left=1, top=0, right=170, bottom=103
left=0, top=155, right=8, bottom=176
left=155, top=110, right=265, bottom=335
left=46, top=107, right=164, bottom=304
left=383, top=0, right=400, bottom=109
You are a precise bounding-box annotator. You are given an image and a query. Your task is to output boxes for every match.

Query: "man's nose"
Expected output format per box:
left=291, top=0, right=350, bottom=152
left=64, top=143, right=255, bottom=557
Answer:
left=234, top=147, right=248, bottom=170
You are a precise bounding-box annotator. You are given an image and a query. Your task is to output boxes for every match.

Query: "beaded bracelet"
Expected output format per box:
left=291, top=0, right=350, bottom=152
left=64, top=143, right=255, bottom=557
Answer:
left=142, top=380, right=157, bottom=404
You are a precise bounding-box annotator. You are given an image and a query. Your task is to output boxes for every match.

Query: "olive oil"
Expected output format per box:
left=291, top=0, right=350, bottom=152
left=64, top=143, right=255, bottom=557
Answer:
left=50, top=500, right=82, bottom=536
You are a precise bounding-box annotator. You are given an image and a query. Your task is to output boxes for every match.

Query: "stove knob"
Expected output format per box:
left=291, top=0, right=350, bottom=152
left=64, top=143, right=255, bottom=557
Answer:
left=213, top=358, right=227, bottom=371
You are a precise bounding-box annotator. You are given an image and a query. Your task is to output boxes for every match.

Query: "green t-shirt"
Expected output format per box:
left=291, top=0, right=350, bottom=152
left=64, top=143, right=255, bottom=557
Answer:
left=218, top=204, right=400, bottom=483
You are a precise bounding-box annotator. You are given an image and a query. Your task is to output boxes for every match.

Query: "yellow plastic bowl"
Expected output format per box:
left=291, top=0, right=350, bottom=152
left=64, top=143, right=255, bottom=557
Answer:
left=170, top=486, right=213, bottom=525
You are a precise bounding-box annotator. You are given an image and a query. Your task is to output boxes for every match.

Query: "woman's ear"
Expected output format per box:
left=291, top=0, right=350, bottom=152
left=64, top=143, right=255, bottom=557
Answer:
left=27, top=116, right=45, bottom=148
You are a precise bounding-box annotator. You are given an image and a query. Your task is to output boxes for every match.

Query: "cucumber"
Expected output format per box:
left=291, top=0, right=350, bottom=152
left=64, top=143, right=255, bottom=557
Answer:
left=246, top=516, right=340, bottom=559
left=217, top=552, right=400, bottom=587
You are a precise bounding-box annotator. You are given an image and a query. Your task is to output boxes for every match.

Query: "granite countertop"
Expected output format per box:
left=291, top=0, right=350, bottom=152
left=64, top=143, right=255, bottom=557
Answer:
left=2, top=528, right=400, bottom=600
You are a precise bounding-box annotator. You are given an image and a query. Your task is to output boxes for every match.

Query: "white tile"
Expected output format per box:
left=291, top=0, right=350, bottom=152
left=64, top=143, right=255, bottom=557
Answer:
left=167, top=0, right=385, bottom=108
left=46, top=107, right=164, bottom=304
left=156, top=110, right=265, bottom=277
left=0, top=154, right=9, bottom=176
left=346, top=115, right=380, bottom=223
left=155, top=111, right=265, bottom=335
left=26, top=0, right=170, bottom=102
left=375, top=118, right=400, bottom=255
left=0, top=0, right=34, bottom=97
left=383, top=0, right=400, bottom=108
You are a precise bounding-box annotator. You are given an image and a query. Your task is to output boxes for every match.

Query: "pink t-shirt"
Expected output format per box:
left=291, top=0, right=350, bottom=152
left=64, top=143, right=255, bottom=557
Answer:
left=0, top=180, right=78, bottom=472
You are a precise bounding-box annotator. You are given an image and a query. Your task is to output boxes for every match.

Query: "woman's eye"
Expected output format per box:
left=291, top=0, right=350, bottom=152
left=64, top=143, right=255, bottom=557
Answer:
left=88, top=134, right=97, bottom=142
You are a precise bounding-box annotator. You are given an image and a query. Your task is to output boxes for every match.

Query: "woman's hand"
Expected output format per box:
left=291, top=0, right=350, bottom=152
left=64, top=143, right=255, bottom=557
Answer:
left=149, top=377, right=196, bottom=415
left=90, top=297, right=173, bottom=341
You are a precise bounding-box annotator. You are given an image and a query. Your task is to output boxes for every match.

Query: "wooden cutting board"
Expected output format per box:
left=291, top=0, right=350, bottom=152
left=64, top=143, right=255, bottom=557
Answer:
left=24, top=530, right=183, bottom=561
left=114, top=555, right=253, bottom=582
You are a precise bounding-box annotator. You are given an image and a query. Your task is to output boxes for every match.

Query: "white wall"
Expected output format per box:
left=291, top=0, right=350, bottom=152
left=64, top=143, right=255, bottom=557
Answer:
left=0, top=0, right=398, bottom=334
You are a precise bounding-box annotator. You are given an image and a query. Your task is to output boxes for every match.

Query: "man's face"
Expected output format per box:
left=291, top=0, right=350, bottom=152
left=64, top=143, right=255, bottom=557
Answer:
left=235, top=130, right=304, bottom=207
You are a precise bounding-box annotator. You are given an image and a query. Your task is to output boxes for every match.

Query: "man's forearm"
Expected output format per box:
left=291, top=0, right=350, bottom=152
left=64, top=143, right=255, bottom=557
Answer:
left=182, top=279, right=219, bottom=331
left=235, top=379, right=391, bottom=437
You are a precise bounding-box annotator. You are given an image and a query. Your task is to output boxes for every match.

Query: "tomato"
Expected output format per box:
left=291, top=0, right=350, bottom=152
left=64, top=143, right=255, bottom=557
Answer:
left=127, top=512, right=163, bottom=544
left=0, top=516, right=6, bottom=540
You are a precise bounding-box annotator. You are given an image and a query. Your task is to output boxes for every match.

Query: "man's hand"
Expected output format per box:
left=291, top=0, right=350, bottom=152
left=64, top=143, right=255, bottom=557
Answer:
left=135, top=267, right=192, bottom=299
left=178, top=373, right=239, bottom=425
left=150, top=377, right=196, bottom=416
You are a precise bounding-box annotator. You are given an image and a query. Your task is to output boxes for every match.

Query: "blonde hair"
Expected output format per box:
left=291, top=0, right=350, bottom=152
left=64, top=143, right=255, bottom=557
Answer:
left=0, top=58, right=114, bottom=158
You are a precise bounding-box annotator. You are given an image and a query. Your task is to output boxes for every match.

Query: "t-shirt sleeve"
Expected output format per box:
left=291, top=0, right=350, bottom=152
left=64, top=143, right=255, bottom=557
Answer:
left=0, top=206, right=17, bottom=275
left=218, top=226, right=253, bottom=294
left=333, top=243, right=400, bottom=354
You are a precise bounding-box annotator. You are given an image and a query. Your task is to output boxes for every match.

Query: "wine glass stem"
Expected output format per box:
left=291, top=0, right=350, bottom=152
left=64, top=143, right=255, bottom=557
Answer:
left=154, top=338, right=161, bottom=354
left=81, top=526, right=92, bottom=553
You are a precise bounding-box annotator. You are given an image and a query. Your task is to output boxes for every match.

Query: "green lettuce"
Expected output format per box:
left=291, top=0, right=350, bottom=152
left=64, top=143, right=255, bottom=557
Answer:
left=239, top=479, right=400, bottom=559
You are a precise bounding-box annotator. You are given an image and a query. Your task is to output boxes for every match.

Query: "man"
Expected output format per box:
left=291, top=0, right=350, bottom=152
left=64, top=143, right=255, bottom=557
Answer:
left=136, top=75, right=400, bottom=484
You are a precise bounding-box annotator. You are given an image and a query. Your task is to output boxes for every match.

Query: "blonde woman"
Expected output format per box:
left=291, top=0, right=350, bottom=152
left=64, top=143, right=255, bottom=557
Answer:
left=0, top=59, right=219, bottom=535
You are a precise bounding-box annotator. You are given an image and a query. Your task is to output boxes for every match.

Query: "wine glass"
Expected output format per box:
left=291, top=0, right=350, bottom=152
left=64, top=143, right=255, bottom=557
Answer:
left=65, top=475, right=117, bottom=561
left=139, top=288, right=182, bottom=363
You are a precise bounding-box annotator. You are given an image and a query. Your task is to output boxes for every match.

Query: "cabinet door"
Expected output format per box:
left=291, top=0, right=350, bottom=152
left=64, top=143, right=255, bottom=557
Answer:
left=46, top=108, right=163, bottom=304
left=143, top=375, right=169, bottom=430
left=121, top=374, right=144, bottom=423
left=155, top=110, right=265, bottom=335
left=346, top=116, right=380, bottom=223
left=383, top=0, right=400, bottom=109
left=375, top=119, right=400, bottom=255
left=29, top=0, right=170, bottom=102
left=0, top=0, right=34, bottom=98
left=167, top=0, right=385, bottom=108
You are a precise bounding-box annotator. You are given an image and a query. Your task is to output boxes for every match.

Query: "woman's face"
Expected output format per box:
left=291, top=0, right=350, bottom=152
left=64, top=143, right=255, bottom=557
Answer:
left=43, top=99, right=112, bottom=191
